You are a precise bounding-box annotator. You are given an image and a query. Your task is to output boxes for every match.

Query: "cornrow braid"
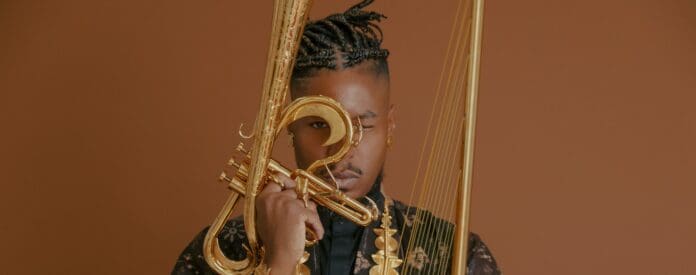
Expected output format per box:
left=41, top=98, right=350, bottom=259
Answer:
left=292, top=0, right=389, bottom=80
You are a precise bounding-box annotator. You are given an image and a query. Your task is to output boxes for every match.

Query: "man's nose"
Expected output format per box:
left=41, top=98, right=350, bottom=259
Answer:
left=325, top=138, right=356, bottom=159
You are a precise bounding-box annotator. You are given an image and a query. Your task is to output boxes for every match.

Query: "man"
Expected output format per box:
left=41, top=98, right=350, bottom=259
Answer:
left=173, top=1, right=500, bottom=274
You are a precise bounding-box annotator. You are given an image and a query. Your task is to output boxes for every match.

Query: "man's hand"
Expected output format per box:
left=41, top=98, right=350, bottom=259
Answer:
left=256, top=173, right=324, bottom=274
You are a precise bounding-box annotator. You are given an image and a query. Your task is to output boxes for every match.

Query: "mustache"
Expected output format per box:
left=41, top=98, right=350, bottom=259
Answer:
left=319, top=162, right=363, bottom=178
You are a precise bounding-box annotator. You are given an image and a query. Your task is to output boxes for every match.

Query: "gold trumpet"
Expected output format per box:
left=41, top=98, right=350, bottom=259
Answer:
left=201, top=0, right=378, bottom=271
left=204, top=96, right=378, bottom=274
left=221, top=140, right=379, bottom=228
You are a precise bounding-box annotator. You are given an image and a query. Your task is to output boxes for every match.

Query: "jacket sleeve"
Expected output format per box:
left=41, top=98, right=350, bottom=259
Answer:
left=172, top=218, right=250, bottom=275
left=467, top=233, right=502, bottom=275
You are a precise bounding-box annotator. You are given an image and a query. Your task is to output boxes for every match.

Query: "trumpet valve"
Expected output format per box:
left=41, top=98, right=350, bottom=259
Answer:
left=236, top=142, right=249, bottom=154
left=227, top=157, right=241, bottom=168
left=219, top=171, right=230, bottom=182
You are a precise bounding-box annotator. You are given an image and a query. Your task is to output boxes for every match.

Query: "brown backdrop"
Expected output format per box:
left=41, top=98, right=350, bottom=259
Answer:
left=2, top=0, right=695, bottom=274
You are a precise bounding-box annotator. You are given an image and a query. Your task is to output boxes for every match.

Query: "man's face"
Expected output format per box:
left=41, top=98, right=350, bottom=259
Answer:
left=289, top=63, right=393, bottom=199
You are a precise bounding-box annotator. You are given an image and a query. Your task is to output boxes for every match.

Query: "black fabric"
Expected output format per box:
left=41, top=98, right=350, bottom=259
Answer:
left=310, top=178, right=384, bottom=274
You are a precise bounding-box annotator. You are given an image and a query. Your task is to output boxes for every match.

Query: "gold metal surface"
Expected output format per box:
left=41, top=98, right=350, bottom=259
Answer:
left=213, top=97, right=378, bottom=271
left=399, top=0, right=485, bottom=274
left=203, top=0, right=314, bottom=273
left=206, top=84, right=378, bottom=272
left=296, top=251, right=311, bottom=275
left=370, top=198, right=402, bottom=275
left=201, top=0, right=380, bottom=273
left=220, top=133, right=378, bottom=227
left=451, top=0, right=485, bottom=274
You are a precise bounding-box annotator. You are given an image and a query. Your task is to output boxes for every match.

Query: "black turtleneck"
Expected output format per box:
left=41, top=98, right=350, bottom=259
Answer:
left=310, top=176, right=385, bottom=275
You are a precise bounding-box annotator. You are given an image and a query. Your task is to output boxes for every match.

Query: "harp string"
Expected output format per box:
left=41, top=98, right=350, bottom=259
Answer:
left=437, top=27, right=470, bottom=274
left=405, top=67, right=461, bottom=274
left=435, top=11, right=473, bottom=274
left=417, top=0, right=466, bottom=248
left=440, top=33, right=473, bottom=275
left=428, top=62, right=464, bottom=274
left=401, top=0, right=474, bottom=273
left=403, top=0, right=465, bottom=251
left=398, top=0, right=464, bottom=260
left=425, top=81, right=464, bottom=274
left=402, top=5, right=458, bottom=269
left=418, top=68, right=464, bottom=265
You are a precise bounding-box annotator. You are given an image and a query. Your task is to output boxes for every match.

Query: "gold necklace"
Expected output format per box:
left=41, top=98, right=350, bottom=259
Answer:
left=369, top=197, right=403, bottom=275
left=285, top=195, right=403, bottom=275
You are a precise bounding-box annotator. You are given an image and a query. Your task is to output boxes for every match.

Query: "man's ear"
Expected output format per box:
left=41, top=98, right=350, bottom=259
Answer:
left=387, top=104, right=396, bottom=137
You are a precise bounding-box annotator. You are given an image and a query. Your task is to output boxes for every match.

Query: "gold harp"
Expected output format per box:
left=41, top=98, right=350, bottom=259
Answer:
left=202, top=0, right=485, bottom=273
left=398, top=0, right=485, bottom=274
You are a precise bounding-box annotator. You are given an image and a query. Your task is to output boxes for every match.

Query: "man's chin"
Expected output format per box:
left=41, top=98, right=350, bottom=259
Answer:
left=341, top=189, right=363, bottom=200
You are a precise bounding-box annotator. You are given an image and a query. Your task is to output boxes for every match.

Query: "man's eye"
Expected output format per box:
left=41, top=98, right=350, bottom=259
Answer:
left=356, top=124, right=374, bottom=131
left=310, top=121, right=328, bottom=129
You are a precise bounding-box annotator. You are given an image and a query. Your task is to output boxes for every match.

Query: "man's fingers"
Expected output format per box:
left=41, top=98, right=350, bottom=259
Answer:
left=306, top=200, right=318, bottom=211
left=259, top=179, right=282, bottom=196
left=274, top=173, right=297, bottom=189
left=260, top=172, right=297, bottom=196
left=278, top=188, right=300, bottom=199
left=303, top=209, right=324, bottom=240
left=259, top=172, right=326, bottom=241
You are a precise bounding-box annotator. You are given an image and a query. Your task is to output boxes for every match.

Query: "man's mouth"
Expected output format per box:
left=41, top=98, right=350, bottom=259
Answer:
left=318, top=164, right=362, bottom=190
left=332, top=169, right=360, bottom=180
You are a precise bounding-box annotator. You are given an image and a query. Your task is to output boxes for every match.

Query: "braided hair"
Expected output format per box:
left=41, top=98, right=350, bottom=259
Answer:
left=291, top=0, right=390, bottom=84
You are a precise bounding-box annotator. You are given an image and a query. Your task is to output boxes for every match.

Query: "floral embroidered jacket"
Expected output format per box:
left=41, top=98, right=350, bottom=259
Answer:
left=173, top=191, right=501, bottom=275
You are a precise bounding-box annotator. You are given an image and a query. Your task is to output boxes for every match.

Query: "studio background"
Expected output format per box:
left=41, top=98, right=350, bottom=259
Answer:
left=1, top=0, right=695, bottom=274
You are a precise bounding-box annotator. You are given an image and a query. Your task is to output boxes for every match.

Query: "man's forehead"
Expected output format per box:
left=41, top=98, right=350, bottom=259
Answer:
left=332, top=89, right=380, bottom=115
left=290, top=67, right=389, bottom=118
left=296, top=83, right=386, bottom=112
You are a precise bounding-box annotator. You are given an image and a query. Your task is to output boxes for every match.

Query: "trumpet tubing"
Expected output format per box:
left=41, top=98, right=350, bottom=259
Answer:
left=220, top=143, right=377, bottom=226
